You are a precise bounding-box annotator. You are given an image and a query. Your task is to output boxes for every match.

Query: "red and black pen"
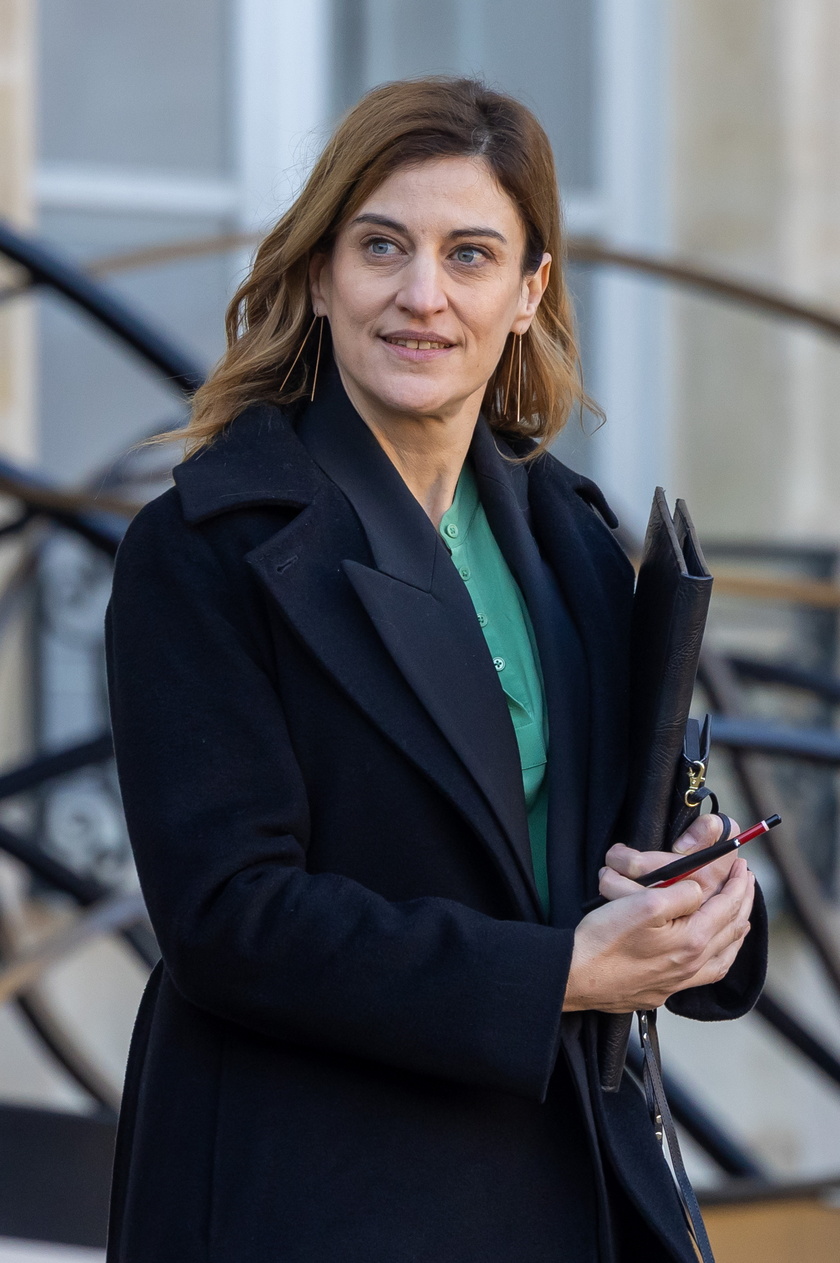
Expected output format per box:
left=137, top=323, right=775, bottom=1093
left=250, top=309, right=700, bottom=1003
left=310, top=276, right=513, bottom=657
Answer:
left=633, top=814, right=781, bottom=889
left=582, top=815, right=781, bottom=912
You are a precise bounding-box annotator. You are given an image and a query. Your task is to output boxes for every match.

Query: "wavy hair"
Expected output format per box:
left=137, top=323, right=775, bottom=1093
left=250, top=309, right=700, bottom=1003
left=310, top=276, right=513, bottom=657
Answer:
left=159, top=76, right=596, bottom=457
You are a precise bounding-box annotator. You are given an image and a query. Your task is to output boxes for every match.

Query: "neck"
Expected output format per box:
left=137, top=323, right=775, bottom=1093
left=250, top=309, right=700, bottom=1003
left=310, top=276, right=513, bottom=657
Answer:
left=366, top=419, right=475, bottom=528
left=335, top=368, right=484, bottom=527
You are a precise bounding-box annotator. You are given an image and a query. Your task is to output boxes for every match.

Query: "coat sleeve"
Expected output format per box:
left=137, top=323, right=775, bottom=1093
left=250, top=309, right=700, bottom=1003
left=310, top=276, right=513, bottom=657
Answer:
left=665, top=882, right=768, bottom=1021
left=105, top=492, right=575, bottom=1102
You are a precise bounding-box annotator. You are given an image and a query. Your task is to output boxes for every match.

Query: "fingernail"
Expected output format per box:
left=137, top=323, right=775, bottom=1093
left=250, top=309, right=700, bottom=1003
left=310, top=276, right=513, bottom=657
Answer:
left=672, top=840, right=691, bottom=854
left=599, top=867, right=607, bottom=880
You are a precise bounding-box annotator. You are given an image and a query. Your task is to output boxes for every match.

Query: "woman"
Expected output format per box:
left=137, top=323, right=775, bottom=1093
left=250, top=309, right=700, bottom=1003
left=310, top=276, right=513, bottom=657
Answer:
left=105, top=77, right=764, bottom=1262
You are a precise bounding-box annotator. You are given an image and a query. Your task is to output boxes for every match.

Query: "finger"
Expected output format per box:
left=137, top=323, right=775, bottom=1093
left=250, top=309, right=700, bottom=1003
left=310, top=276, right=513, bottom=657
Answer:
left=605, top=843, right=739, bottom=903
left=669, top=877, right=753, bottom=989
left=597, top=869, right=705, bottom=924
left=700, top=889, right=752, bottom=962
left=683, top=937, right=746, bottom=989
left=603, top=845, right=676, bottom=880
left=714, top=866, right=756, bottom=940
left=680, top=859, right=751, bottom=943
left=635, top=879, right=706, bottom=927
left=678, top=847, right=743, bottom=898
left=689, top=894, right=754, bottom=985
left=598, top=865, right=650, bottom=900
left=672, top=812, right=741, bottom=855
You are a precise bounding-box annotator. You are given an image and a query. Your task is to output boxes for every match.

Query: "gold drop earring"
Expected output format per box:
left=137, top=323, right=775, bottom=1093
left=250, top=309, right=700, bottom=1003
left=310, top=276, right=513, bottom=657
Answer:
left=502, top=332, right=524, bottom=423
left=278, top=314, right=325, bottom=399
left=310, top=314, right=324, bottom=400
left=503, top=333, right=516, bottom=415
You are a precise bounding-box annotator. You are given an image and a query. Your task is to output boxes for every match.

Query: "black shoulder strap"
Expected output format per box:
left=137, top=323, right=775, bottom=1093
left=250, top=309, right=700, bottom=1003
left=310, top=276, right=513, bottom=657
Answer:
left=639, top=1010, right=716, bottom=1263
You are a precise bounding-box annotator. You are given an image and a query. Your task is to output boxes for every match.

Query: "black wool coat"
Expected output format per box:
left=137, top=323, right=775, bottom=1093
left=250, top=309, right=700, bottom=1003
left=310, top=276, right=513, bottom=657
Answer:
left=105, top=366, right=766, bottom=1263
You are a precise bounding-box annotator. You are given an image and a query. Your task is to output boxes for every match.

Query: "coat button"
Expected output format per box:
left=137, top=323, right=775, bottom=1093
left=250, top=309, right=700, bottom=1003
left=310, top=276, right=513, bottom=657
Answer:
left=493, top=656, right=506, bottom=671
left=444, top=523, right=459, bottom=538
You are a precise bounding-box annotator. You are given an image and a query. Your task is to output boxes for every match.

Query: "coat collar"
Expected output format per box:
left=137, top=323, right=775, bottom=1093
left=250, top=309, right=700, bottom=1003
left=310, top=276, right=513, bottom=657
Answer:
left=173, top=403, right=322, bottom=523
left=172, top=365, right=618, bottom=537
left=295, top=363, right=440, bottom=592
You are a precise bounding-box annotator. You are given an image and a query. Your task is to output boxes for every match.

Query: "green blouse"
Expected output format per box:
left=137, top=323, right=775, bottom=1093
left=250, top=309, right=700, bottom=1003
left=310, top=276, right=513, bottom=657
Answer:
left=439, top=463, right=550, bottom=914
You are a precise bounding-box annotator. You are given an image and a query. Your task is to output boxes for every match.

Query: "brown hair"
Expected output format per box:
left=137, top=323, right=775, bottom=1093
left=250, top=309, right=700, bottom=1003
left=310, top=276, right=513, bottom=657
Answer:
left=162, top=76, right=595, bottom=457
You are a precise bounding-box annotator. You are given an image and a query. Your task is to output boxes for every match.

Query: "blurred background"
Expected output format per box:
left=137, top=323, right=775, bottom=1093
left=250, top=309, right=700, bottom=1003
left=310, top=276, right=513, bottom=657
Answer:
left=1, top=1, right=840, bottom=1259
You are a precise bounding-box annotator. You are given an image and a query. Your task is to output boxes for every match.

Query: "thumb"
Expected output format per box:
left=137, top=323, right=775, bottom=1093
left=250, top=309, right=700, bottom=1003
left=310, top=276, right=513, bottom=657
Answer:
left=672, top=812, right=727, bottom=855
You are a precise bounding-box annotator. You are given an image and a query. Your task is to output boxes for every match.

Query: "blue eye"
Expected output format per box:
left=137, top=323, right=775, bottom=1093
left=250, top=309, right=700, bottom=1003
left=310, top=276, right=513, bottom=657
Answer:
left=454, top=246, right=483, bottom=265
left=368, top=239, right=396, bottom=256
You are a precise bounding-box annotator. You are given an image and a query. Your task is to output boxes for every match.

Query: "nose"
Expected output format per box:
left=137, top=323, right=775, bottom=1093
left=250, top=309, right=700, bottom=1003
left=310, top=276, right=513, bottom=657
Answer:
left=394, top=251, right=448, bottom=318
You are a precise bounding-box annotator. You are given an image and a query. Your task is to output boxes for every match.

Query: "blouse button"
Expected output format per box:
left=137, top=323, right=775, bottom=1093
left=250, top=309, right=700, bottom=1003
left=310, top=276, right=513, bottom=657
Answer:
left=477, top=613, right=487, bottom=627
left=444, top=523, right=459, bottom=539
left=493, top=657, right=506, bottom=672
left=459, top=566, right=471, bottom=580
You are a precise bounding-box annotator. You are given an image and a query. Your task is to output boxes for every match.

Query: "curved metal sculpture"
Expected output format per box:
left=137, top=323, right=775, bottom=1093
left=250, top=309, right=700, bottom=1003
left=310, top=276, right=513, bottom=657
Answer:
left=0, top=221, right=204, bottom=395
left=0, top=218, right=198, bottom=1114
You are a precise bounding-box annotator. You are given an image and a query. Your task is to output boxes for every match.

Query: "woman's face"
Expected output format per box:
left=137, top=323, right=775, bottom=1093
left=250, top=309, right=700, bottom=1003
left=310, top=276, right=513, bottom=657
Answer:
left=309, top=156, right=551, bottom=430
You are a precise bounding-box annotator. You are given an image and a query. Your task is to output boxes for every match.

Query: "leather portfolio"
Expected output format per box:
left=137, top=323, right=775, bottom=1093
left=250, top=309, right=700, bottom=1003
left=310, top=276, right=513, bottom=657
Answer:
left=598, top=487, right=714, bottom=1093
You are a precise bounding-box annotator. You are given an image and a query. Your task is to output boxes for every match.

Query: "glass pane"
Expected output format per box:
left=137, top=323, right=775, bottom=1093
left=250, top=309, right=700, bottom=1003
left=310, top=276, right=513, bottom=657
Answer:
left=38, top=0, right=232, bottom=175
left=331, top=0, right=596, bottom=192
left=478, top=0, right=596, bottom=192
left=37, top=209, right=241, bottom=480
left=363, top=0, right=462, bottom=81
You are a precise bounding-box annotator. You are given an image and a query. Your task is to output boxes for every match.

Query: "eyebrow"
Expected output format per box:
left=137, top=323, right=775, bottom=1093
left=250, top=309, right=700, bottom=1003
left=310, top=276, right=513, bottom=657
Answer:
left=349, top=213, right=508, bottom=245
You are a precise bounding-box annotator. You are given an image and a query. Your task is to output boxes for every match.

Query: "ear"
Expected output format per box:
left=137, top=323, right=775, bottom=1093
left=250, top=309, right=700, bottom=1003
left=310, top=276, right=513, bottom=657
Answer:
left=309, top=252, right=330, bottom=317
left=511, top=253, right=552, bottom=335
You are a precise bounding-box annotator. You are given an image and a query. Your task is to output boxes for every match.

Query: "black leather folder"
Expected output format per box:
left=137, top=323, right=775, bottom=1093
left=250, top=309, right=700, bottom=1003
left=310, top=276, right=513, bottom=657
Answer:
left=598, top=487, right=714, bottom=1091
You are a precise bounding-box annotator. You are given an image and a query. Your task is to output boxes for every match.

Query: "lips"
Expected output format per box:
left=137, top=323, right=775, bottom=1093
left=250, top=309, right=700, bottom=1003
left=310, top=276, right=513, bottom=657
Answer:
left=386, top=338, right=448, bottom=350
left=381, top=331, right=455, bottom=351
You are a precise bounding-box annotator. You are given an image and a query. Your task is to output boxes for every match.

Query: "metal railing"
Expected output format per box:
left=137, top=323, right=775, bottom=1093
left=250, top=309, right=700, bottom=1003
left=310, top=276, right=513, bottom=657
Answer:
left=1, top=217, right=840, bottom=1220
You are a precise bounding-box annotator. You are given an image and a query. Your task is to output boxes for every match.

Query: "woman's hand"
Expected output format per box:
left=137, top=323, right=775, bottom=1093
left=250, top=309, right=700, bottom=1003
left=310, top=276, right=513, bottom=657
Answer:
left=563, top=842, right=756, bottom=1013
left=603, top=812, right=743, bottom=905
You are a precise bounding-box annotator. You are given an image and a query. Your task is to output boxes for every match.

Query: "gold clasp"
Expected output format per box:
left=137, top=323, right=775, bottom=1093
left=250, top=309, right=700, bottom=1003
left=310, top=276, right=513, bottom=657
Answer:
left=684, top=760, right=706, bottom=807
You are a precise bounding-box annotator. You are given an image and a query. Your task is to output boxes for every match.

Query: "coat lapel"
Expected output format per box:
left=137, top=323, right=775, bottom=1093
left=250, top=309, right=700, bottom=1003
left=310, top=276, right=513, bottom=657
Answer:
left=340, top=557, right=532, bottom=875
left=291, top=370, right=538, bottom=908
left=233, top=491, right=542, bottom=919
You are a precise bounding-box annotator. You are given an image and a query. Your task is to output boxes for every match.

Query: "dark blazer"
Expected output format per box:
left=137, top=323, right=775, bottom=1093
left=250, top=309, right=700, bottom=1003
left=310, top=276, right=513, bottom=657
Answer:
left=105, top=366, right=766, bottom=1263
